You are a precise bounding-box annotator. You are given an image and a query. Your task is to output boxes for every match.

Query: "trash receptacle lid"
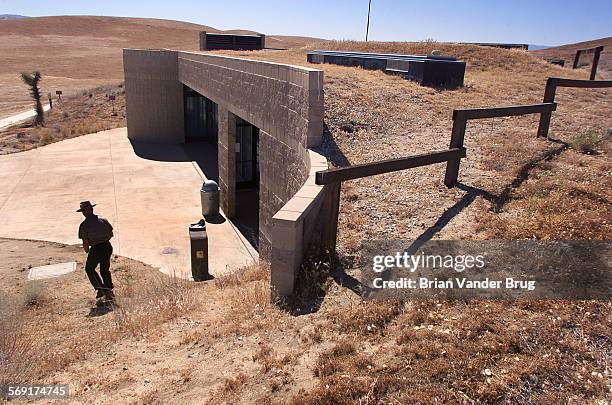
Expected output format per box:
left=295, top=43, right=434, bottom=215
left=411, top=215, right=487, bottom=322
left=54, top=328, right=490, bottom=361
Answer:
left=189, top=219, right=206, bottom=231
left=201, top=180, right=219, bottom=192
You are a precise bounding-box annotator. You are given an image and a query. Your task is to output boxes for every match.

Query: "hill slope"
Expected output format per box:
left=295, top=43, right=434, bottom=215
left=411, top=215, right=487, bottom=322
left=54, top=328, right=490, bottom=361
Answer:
left=0, top=15, right=324, bottom=116
left=0, top=14, right=29, bottom=20
left=531, top=37, right=611, bottom=79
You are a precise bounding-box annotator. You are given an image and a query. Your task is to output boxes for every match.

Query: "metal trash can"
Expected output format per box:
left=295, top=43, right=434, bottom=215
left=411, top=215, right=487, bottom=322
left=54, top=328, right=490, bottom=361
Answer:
left=200, top=180, right=220, bottom=217
left=189, top=219, right=210, bottom=281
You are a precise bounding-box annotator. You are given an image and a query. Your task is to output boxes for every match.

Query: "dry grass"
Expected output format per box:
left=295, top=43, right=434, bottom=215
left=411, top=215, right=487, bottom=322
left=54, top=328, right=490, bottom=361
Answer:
left=476, top=133, right=611, bottom=239
left=22, top=280, right=46, bottom=307
left=0, top=83, right=126, bottom=154
left=292, top=300, right=611, bottom=404
left=0, top=15, right=324, bottom=116
left=532, top=37, right=611, bottom=80
left=569, top=129, right=606, bottom=154
left=2, top=240, right=610, bottom=403
left=111, top=273, right=197, bottom=337
left=0, top=298, right=40, bottom=385
left=0, top=38, right=610, bottom=403
left=0, top=241, right=200, bottom=384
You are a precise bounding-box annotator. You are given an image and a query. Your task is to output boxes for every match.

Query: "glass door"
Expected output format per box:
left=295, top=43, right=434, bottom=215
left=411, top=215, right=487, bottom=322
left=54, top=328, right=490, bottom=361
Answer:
left=184, top=85, right=218, bottom=143
left=235, top=117, right=259, bottom=189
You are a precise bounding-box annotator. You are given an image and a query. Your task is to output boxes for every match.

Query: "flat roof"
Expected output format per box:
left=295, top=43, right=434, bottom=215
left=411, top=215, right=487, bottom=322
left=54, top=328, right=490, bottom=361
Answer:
left=205, top=32, right=264, bottom=38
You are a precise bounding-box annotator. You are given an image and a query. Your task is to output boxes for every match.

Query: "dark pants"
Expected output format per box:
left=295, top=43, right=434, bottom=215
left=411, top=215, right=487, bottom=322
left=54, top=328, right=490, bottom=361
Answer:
left=85, top=241, right=113, bottom=292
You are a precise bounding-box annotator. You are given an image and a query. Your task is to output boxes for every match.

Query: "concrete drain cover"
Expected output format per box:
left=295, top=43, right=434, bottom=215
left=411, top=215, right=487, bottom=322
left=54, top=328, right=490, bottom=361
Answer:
left=28, top=262, right=77, bottom=280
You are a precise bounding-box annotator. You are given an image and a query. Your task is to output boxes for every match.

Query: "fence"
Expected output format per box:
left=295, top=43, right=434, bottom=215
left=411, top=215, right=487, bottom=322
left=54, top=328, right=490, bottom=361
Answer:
left=316, top=148, right=466, bottom=252
left=537, top=78, right=612, bottom=138
left=443, top=103, right=557, bottom=187
left=314, top=76, right=609, bottom=254
left=572, top=46, right=604, bottom=80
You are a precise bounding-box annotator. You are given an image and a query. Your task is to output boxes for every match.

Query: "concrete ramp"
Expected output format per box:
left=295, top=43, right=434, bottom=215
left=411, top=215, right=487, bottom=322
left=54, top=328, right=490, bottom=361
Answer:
left=0, top=128, right=257, bottom=278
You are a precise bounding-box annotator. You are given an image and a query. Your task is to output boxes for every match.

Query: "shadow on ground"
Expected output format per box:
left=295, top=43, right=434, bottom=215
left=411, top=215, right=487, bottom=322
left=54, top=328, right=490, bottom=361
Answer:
left=322, top=138, right=572, bottom=300
left=130, top=140, right=219, bottom=182
left=87, top=302, right=114, bottom=317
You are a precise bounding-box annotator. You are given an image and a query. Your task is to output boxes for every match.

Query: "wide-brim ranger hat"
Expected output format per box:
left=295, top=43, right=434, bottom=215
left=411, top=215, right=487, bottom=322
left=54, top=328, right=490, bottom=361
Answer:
left=77, top=201, right=97, bottom=212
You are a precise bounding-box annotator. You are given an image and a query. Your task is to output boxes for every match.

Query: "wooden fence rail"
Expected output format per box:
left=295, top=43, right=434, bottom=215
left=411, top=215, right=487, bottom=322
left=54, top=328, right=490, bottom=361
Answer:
left=315, top=148, right=466, bottom=185
left=444, top=103, right=556, bottom=187
left=313, top=77, right=610, bottom=255
left=572, top=46, right=604, bottom=80
left=537, top=78, right=612, bottom=138
left=315, top=148, right=467, bottom=252
left=454, top=103, right=556, bottom=120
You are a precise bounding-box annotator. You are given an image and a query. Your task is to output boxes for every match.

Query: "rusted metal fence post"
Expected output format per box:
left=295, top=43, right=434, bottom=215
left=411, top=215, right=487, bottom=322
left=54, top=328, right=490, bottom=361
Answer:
left=444, top=112, right=467, bottom=188
left=321, top=181, right=341, bottom=254
left=537, top=78, right=557, bottom=138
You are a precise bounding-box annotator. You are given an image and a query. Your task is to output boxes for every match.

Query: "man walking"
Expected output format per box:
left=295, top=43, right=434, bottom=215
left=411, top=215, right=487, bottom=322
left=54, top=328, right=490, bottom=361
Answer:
left=77, top=201, right=115, bottom=301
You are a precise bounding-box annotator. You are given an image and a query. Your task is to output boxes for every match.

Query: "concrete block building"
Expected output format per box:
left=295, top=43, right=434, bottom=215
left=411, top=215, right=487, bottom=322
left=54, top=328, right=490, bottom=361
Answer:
left=199, top=31, right=266, bottom=51
left=123, top=49, right=327, bottom=295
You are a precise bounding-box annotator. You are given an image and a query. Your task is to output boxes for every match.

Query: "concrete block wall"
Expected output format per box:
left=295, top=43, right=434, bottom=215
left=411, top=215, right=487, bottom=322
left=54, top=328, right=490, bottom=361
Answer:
left=271, top=150, right=328, bottom=296
left=218, top=107, right=236, bottom=219
left=123, top=49, right=327, bottom=292
left=175, top=51, right=324, bottom=258
left=123, top=49, right=184, bottom=142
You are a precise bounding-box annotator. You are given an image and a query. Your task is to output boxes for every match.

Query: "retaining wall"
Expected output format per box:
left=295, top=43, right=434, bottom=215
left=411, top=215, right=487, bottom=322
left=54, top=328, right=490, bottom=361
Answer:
left=271, top=150, right=329, bottom=296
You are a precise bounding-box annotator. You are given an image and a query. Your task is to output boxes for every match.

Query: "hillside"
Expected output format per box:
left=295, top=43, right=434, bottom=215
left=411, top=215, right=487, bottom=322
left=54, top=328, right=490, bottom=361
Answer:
left=1, top=40, right=610, bottom=403
left=0, top=15, right=325, bottom=116
left=532, top=37, right=611, bottom=79
left=0, top=14, right=29, bottom=20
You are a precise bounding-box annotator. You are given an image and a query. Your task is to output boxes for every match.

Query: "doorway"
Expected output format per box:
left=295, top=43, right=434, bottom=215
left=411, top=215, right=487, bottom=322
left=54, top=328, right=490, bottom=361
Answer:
left=184, top=85, right=218, bottom=144
left=234, top=117, right=260, bottom=250
left=183, top=85, right=219, bottom=182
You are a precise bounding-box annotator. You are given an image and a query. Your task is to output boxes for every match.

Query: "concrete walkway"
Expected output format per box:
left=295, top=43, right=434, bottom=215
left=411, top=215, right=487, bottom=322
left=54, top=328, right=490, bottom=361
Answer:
left=0, top=127, right=257, bottom=278
left=0, top=104, right=51, bottom=130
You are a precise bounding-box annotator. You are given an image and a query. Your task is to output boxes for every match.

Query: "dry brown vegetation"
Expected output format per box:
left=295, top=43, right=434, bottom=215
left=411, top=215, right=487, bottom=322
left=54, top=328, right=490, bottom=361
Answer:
left=0, top=239, right=197, bottom=387
left=531, top=37, right=611, bottom=80
left=0, top=83, right=126, bottom=154
left=0, top=16, right=324, bottom=116
left=1, top=239, right=609, bottom=403
left=222, top=41, right=611, bottom=246
left=0, top=34, right=610, bottom=403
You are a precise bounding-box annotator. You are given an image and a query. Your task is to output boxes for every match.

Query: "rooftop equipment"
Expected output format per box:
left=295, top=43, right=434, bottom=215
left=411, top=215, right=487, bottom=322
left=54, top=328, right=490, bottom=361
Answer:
left=307, top=50, right=466, bottom=89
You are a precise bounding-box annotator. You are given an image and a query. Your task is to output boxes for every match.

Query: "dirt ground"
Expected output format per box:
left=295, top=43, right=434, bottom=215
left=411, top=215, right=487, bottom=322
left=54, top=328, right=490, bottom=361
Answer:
left=1, top=239, right=610, bottom=404
left=0, top=34, right=610, bottom=404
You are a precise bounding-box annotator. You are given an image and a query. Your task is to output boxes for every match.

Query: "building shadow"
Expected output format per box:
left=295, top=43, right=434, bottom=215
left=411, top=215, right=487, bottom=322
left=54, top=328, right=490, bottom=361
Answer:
left=312, top=124, right=352, bottom=168
left=184, top=142, right=219, bottom=183
left=130, top=140, right=219, bottom=182
left=320, top=139, right=573, bottom=299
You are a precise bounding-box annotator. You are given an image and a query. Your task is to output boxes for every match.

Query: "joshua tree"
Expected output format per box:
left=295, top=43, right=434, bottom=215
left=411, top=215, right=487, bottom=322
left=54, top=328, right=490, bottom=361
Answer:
left=20, top=71, right=44, bottom=126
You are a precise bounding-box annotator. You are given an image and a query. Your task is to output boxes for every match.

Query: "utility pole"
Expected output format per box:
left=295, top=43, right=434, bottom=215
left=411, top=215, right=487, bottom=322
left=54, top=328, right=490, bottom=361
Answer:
left=365, top=0, right=372, bottom=42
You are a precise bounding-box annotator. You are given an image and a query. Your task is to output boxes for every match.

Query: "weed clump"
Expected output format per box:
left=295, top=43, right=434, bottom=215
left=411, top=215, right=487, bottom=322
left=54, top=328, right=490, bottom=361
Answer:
left=570, top=130, right=602, bottom=154
left=23, top=281, right=45, bottom=307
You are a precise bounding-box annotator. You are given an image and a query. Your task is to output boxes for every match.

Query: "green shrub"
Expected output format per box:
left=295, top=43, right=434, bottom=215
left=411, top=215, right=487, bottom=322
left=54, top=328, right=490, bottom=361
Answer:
left=570, top=130, right=600, bottom=154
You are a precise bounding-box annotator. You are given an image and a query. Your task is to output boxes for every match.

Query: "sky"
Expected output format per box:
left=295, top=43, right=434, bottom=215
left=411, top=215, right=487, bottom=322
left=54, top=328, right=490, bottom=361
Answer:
left=1, top=0, right=611, bottom=46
